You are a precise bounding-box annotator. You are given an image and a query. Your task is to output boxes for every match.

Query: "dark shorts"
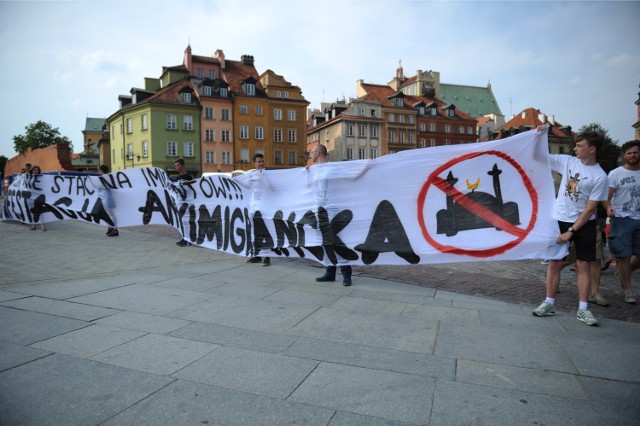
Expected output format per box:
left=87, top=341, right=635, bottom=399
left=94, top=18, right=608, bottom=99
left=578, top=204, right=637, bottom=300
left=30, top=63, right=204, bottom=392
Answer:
left=608, top=217, right=640, bottom=258
left=559, top=220, right=597, bottom=262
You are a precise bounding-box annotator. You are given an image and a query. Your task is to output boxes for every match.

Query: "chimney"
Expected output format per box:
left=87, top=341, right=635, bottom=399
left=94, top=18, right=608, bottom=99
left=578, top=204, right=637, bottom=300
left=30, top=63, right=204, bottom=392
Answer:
left=548, top=114, right=555, bottom=125
left=538, top=112, right=546, bottom=123
left=240, top=55, right=254, bottom=66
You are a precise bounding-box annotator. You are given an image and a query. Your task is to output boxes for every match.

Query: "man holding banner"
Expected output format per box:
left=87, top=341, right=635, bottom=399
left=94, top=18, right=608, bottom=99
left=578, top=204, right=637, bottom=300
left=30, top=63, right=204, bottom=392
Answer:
left=533, top=126, right=608, bottom=326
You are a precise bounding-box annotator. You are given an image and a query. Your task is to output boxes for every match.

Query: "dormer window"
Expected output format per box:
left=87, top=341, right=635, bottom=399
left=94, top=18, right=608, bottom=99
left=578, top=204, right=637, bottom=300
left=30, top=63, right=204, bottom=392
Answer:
left=182, top=92, right=192, bottom=103
left=204, top=86, right=212, bottom=96
left=396, top=97, right=404, bottom=107
left=447, top=108, right=455, bottom=118
left=220, top=87, right=228, bottom=97
left=430, top=107, right=437, bottom=116
left=245, top=83, right=256, bottom=96
left=419, top=106, right=425, bottom=116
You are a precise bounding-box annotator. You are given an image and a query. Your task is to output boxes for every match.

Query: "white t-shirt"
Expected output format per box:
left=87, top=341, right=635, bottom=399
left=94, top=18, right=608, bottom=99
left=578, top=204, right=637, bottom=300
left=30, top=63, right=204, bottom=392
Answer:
left=608, top=166, right=640, bottom=220
left=548, top=154, right=608, bottom=222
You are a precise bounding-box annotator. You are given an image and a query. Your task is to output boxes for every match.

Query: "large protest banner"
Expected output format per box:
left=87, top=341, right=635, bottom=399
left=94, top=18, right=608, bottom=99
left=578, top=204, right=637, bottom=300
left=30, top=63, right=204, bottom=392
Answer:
left=1, top=129, right=566, bottom=265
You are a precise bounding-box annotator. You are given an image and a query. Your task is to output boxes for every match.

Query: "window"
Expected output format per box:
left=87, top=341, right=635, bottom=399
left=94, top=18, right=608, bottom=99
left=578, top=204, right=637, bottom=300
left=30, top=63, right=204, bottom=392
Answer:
left=399, top=132, right=405, bottom=144
left=288, top=150, right=297, bottom=165
left=371, top=148, right=378, bottom=159
left=409, top=115, right=414, bottom=124
left=184, top=142, right=194, bottom=157
left=396, top=98, right=404, bottom=107
left=445, top=139, right=450, bottom=145
left=222, top=151, right=231, bottom=164
left=288, top=110, right=296, bottom=121
left=358, top=124, right=366, bottom=137
left=274, top=150, right=283, bottom=165
left=126, top=118, right=132, bottom=134
left=283, top=91, right=289, bottom=98
left=240, top=125, right=249, bottom=139
left=371, top=125, right=378, bottom=138
left=419, top=138, right=426, bottom=147
left=241, top=148, right=249, bottom=162
left=388, top=114, right=395, bottom=123
left=444, top=125, right=451, bottom=133
left=430, top=107, right=437, bottom=116
left=205, top=129, right=215, bottom=141
left=399, top=115, right=405, bottom=123
left=358, top=148, right=366, bottom=160
left=288, top=129, right=297, bottom=143
left=346, top=148, right=354, bottom=160
left=371, top=109, right=377, bottom=117
left=142, top=140, right=148, bottom=157
left=127, top=143, right=133, bottom=159
left=274, top=128, right=283, bottom=142
left=205, top=107, right=214, bottom=119
left=430, top=139, right=436, bottom=147
left=206, top=151, right=216, bottom=164
left=347, top=124, right=354, bottom=136
left=182, top=92, right=192, bottom=103
left=197, top=68, right=203, bottom=78
left=274, top=109, right=282, bottom=120
left=255, top=126, right=264, bottom=140
left=220, top=87, right=228, bottom=97
left=183, top=115, right=193, bottom=131
left=447, top=109, right=455, bottom=118
left=167, top=141, right=177, bottom=156
left=429, top=123, right=436, bottom=132
left=389, top=130, right=395, bottom=143
left=240, top=105, right=248, bottom=115
left=204, top=86, right=212, bottom=96
left=221, top=109, right=230, bottom=121
left=221, top=130, right=230, bottom=142
left=255, top=105, right=263, bottom=116
left=167, top=114, right=177, bottom=130
left=419, top=123, right=426, bottom=132
left=358, top=107, right=365, bottom=116
left=459, top=126, right=465, bottom=134
left=275, top=90, right=281, bottom=98
left=409, top=132, right=415, bottom=144
left=245, top=83, right=256, bottom=95
left=209, top=70, right=215, bottom=79
left=468, top=126, right=474, bottom=135
left=141, top=114, right=148, bottom=130
left=419, top=106, right=425, bottom=116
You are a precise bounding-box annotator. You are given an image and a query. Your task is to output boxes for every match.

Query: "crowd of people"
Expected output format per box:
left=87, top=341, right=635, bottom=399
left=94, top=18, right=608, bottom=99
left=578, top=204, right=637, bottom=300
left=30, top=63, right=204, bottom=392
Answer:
left=533, top=125, right=639, bottom=326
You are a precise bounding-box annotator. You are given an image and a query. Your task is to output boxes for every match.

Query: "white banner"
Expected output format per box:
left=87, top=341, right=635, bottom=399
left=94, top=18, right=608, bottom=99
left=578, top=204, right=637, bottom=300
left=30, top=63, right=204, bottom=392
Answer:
left=1, top=130, right=567, bottom=265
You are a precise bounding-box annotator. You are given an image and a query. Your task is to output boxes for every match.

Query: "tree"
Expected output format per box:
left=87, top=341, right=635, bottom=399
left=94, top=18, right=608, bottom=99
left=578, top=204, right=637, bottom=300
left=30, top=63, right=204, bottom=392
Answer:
left=577, top=122, right=620, bottom=174
left=0, top=155, right=7, bottom=176
left=12, top=120, right=73, bottom=154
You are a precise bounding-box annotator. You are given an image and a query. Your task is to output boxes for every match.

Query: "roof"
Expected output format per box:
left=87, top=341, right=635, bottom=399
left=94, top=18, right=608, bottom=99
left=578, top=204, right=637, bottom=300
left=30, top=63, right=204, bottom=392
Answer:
left=84, top=118, right=106, bottom=132
left=493, top=107, right=570, bottom=140
left=439, top=84, right=502, bottom=117
left=221, top=59, right=263, bottom=95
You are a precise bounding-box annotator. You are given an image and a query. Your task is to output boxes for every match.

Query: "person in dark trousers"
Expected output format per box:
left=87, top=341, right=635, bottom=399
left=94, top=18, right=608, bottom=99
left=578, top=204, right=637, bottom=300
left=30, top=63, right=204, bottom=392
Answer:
left=98, top=164, right=118, bottom=236
left=174, top=158, right=194, bottom=247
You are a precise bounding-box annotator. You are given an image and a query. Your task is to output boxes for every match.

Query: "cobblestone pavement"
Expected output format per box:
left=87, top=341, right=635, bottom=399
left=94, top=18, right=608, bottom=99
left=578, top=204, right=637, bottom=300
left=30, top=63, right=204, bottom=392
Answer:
left=135, top=225, right=640, bottom=323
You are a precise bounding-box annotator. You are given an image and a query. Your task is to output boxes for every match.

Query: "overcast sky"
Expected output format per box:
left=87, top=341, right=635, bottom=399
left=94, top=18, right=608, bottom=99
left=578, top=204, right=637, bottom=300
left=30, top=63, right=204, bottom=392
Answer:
left=1, top=0, right=638, bottom=159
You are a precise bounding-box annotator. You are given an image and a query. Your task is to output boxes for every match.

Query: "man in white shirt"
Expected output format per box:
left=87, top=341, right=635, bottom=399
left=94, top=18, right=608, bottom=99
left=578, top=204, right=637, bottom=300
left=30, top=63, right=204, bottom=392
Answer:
left=533, top=127, right=608, bottom=326
left=605, top=140, right=640, bottom=304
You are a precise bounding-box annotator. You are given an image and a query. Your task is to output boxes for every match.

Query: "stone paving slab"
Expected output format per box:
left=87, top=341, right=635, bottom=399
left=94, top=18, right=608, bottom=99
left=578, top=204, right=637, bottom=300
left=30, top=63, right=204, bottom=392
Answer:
left=4, top=275, right=135, bottom=299
left=0, top=353, right=174, bottom=426
left=30, top=323, right=146, bottom=358
left=0, top=306, right=88, bottom=345
left=1, top=296, right=118, bottom=321
left=169, top=321, right=299, bottom=353
left=283, top=337, right=456, bottom=379
left=174, top=346, right=319, bottom=399
left=0, top=341, right=50, bottom=372
left=430, top=379, right=640, bottom=426
left=90, top=333, right=219, bottom=375
left=95, top=311, right=192, bottom=334
left=289, top=362, right=434, bottom=424
left=102, top=379, right=336, bottom=426
left=0, top=290, right=27, bottom=302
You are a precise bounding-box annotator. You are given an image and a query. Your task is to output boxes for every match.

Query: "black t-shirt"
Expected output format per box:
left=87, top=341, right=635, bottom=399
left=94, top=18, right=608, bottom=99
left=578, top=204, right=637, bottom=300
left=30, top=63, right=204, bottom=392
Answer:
left=177, top=173, right=193, bottom=182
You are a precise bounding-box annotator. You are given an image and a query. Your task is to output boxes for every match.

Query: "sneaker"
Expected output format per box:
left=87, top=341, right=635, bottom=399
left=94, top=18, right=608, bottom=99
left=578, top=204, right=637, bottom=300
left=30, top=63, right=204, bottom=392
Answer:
left=262, top=258, right=271, bottom=267
left=176, top=239, right=185, bottom=246
left=588, top=292, right=610, bottom=307
left=624, top=293, right=637, bottom=304
left=245, top=257, right=261, bottom=263
left=532, top=301, right=555, bottom=317
left=177, top=240, right=191, bottom=247
left=576, top=308, right=598, bottom=326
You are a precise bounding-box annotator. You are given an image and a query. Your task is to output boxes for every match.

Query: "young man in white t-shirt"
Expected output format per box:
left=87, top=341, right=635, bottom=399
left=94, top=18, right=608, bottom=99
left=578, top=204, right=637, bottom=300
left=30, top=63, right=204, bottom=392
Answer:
left=605, top=140, right=640, bottom=304
left=533, top=127, right=608, bottom=326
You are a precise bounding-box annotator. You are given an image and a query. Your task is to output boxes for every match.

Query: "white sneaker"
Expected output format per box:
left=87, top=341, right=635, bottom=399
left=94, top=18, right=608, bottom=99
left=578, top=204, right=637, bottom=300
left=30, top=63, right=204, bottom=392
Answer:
left=624, top=293, right=637, bottom=304
left=532, top=301, right=555, bottom=317
left=576, top=308, right=598, bottom=326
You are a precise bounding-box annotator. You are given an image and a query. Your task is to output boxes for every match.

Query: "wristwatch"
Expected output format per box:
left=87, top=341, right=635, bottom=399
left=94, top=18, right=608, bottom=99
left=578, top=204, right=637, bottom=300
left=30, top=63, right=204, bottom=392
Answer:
left=567, top=227, right=575, bottom=233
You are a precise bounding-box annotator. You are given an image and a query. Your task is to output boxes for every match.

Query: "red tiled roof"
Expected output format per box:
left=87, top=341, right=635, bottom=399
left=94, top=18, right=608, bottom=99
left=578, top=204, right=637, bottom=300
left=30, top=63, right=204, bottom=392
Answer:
left=221, top=59, right=262, bottom=94
left=144, top=79, right=195, bottom=105
left=497, top=107, right=567, bottom=138
left=359, top=83, right=396, bottom=106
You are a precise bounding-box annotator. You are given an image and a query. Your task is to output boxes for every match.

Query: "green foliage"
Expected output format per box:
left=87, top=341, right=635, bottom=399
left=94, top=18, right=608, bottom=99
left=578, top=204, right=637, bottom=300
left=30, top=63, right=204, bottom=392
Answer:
left=0, top=155, right=7, bottom=176
left=12, top=120, right=73, bottom=154
left=577, top=122, right=621, bottom=174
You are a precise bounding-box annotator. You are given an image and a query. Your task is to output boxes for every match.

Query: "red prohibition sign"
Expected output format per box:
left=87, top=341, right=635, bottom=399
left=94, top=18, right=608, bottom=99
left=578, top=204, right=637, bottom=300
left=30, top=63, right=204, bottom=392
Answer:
left=417, top=150, right=538, bottom=257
